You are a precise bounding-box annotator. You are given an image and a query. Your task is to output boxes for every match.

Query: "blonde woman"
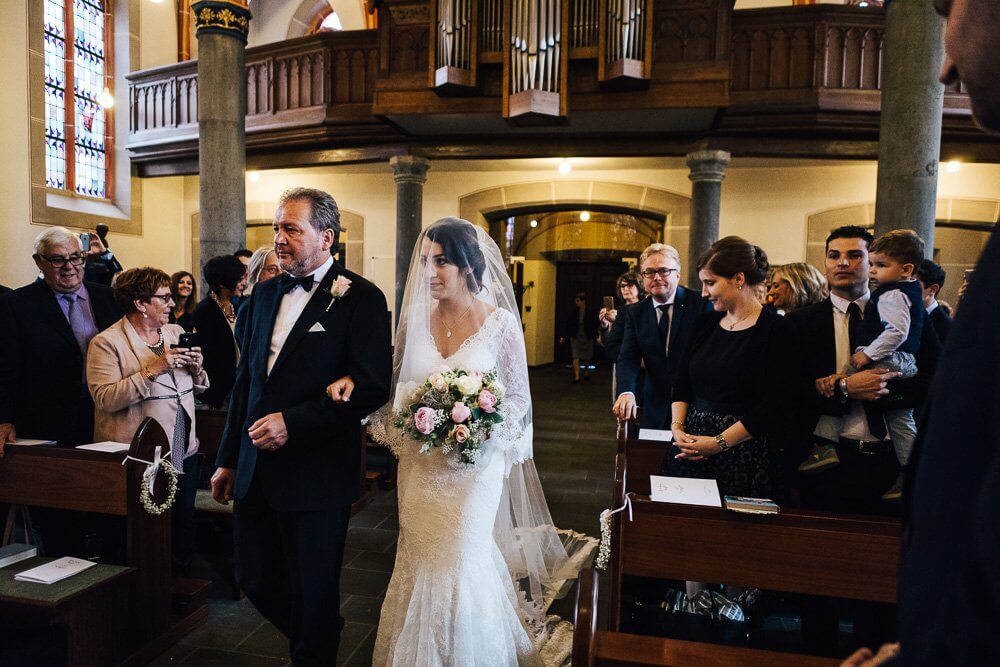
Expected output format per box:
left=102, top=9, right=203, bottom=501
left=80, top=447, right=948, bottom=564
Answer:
left=768, top=262, right=829, bottom=314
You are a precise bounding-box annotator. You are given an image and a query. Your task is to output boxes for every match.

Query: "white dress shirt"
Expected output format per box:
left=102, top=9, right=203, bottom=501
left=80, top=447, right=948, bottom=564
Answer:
left=267, top=257, right=334, bottom=376
left=829, top=291, right=883, bottom=441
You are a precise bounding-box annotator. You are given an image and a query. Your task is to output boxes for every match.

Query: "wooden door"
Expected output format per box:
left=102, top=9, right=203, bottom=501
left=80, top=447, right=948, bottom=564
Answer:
left=554, top=261, right=628, bottom=364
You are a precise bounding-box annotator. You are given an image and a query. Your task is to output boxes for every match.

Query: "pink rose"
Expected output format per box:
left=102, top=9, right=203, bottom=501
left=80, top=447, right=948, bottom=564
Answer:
left=477, top=389, right=497, bottom=413
left=451, top=402, right=472, bottom=423
left=414, top=407, right=436, bottom=435
left=452, top=424, right=471, bottom=443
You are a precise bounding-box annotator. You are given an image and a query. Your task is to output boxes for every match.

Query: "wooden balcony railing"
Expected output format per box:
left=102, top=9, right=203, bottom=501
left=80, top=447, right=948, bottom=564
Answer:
left=729, top=5, right=968, bottom=114
left=127, top=30, right=380, bottom=153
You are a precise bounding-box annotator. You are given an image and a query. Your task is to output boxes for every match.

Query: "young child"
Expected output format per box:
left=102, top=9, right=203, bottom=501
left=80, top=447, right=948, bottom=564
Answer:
left=800, top=230, right=925, bottom=502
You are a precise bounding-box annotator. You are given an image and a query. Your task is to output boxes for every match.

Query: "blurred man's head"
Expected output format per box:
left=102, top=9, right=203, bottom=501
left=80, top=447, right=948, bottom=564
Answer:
left=937, top=0, right=1000, bottom=132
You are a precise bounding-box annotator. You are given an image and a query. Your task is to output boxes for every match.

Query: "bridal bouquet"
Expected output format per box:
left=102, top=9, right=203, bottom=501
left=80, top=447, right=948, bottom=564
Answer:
left=393, top=366, right=505, bottom=465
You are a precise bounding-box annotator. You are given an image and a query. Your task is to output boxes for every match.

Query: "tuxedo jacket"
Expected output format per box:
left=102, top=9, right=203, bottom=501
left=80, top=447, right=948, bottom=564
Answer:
left=899, top=227, right=1000, bottom=664
left=191, top=296, right=238, bottom=409
left=615, top=287, right=709, bottom=429
left=0, top=284, right=11, bottom=298
left=0, top=280, right=121, bottom=444
left=216, top=265, right=392, bottom=512
left=927, top=305, right=952, bottom=344
left=785, top=297, right=941, bottom=454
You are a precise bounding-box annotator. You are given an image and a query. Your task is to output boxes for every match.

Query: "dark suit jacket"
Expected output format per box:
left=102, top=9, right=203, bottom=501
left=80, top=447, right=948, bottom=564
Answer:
left=191, top=296, right=238, bottom=409
left=898, top=228, right=1000, bottom=665
left=615, top=286, right=709, bottom=429
left=216, top=265, right=392, bottom=511
left=0, top=280, right=121, bottom=444
left=0, top=284, right=11, bottom=298
left=604, top=301, right=639, bottom=363
left=927, top=305, right=952, bottom=344
left=785, top=297, right=941, bottom=461
left=561, top=306, right=600, bottom=341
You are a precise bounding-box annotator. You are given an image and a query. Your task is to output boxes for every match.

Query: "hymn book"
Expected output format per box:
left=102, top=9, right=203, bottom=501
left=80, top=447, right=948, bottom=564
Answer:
left=0, top=543, right=37, bottom=568
left=14, top=557, right=97, bottom=584
left=724, top=496, right=780, bottom=514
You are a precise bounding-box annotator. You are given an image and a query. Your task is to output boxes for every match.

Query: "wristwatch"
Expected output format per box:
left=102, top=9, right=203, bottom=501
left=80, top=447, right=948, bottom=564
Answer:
left=838, top=377, right=849, bottom=401
left=715, top=434, right=730, bottom=451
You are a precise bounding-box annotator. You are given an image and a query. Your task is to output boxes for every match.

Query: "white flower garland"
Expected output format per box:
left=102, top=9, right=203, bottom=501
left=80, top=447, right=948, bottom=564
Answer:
left=139, top=458, right=180, bottom=515
left=595, top=493, right=633, bottom=571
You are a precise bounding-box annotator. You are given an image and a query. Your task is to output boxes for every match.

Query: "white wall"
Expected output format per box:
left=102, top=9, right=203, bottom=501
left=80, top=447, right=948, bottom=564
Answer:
left=249, top=0, right=368, bottom=47
left=0, top=0, right=32, bottom=287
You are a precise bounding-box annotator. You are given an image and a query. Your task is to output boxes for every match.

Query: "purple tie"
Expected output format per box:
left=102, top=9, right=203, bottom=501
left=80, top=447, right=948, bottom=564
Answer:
left=61, top=293, right=98, bottom=357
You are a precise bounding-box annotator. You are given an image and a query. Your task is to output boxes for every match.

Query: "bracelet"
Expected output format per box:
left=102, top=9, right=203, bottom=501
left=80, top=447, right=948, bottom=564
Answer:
left=670, top=421, right=685, bottom=428
left=715, top=434, right=730, bottom=451
left=838, top=377, right=849, bottom=400
left=142, top=366, right=155, bottom=382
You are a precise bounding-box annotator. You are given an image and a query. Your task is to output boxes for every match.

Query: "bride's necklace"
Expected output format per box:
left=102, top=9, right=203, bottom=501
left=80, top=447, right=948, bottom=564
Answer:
left=439, top=300, right=475, bottom=338
left=724, top=303, right=761, bottom=330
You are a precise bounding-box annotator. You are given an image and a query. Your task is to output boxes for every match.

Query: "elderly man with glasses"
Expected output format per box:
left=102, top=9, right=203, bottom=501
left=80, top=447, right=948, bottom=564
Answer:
left=0, top=227, right=121, bottom=458
left=613, top=243, right=710, bottom=430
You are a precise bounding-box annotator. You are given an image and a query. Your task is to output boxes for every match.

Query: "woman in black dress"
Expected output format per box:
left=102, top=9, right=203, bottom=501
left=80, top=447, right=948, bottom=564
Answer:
left=666, top=236, right=800, bottom=499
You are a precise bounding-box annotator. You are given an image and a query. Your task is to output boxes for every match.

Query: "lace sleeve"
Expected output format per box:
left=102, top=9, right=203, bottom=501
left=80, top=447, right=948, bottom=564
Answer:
left=493, top=311, right=533, bottom=463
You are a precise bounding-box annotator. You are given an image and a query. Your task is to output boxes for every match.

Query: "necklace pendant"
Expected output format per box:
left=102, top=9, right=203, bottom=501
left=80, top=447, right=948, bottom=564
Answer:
left=446, top=330, right=453, bottom=338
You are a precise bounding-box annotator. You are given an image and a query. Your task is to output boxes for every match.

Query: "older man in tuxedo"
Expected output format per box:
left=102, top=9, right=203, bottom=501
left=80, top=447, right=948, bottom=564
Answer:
left=211, top=188, right=391, bottom=665
left=0, top=227, right=121, bottom=456
left=613, top=243, right=708, bottom=429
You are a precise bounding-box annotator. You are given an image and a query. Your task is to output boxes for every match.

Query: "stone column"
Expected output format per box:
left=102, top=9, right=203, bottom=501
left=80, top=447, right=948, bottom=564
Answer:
left=685, top=150, right=731, bottom=287
left=391, top=156, right=430, bottom=327
left=874, top=0, right=945, bottom=256
left=192, top=0, right=252, bottom=264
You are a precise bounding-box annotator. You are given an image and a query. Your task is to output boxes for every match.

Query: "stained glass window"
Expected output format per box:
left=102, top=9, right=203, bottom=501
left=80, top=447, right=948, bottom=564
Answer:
left=44, top=0, right=112, bottom=198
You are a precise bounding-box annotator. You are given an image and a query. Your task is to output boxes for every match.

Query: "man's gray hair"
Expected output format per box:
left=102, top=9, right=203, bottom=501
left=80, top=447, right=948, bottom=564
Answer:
left=639, top=243, right=681, bottom=268
left=278, top=188, right=341, bottom=242
left=34, top=226, right=83, bottom=256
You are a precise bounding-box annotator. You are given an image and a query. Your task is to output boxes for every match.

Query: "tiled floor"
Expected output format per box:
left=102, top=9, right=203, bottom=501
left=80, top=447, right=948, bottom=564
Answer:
left=150, top=365, right=616, bottom=666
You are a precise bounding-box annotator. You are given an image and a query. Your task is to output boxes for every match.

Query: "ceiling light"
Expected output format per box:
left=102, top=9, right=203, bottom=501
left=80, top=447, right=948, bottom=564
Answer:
left=530, top=219, right=538, bottom=228
left=580, top=211, right=591, bottom=222
left=558, top=159, right=571, bottom=175
left=247, top=171, right=260, bottom=182
left=97, top=87, right=114, bottom=109
left=946, top=160, right=961, bottom=173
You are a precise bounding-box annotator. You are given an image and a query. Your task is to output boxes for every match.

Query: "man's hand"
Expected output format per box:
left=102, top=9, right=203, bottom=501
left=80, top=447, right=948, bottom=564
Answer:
left=840, top=643, right=900, bottom=667
left=248, top=412, right=289, bottom=451
left=613, top=393, right=638, bottom=421
left=815, top=374, right=844, bottom=398
left=0, top=422, right=16, bottom=458
left=87, top=234, right=107, bottom=255
left=846, top=368, right=902, bottom=401
left=326, top=376, right=355, bottom=403
left=210, top=467, right=236, bottom=505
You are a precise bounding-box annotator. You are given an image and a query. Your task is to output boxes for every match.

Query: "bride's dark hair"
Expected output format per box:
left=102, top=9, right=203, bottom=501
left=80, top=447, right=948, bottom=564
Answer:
left=425, top=218, right=488, bottom=292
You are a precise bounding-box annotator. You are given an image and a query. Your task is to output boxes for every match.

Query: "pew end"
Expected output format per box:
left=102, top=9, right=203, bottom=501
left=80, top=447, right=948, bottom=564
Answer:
left=573, top=567, right=841, bottom=667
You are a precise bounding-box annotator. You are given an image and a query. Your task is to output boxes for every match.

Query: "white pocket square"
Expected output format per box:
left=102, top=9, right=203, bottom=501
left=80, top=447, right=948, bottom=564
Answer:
left=308, top=322, right=326, bottom=333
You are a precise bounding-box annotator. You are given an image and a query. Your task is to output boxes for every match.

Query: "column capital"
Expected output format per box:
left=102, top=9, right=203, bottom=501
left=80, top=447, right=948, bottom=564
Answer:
left=686, top=150, right=731, bottom=183
left=192, top=0, right=253, bottom=44
left=391, top=155, right=430, bottom=185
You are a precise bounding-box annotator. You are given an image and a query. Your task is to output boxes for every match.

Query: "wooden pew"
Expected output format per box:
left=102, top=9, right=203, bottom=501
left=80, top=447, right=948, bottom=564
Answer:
left=0, top=418, right=206, bottom=665
left=609, top=437, right=902, bottom=630
left=573, top=568, right=839, bottom=667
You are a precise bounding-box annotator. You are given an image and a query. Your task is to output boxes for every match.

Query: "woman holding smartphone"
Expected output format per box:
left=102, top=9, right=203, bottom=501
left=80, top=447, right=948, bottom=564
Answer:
left=86, top=267, right=208, bottom=573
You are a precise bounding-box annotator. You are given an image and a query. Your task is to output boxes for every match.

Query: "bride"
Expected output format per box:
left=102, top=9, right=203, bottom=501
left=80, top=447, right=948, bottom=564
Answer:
left=364, top=218, right=596, bottom=666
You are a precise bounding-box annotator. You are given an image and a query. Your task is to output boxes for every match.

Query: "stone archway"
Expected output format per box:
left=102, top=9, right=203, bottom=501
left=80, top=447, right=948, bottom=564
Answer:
left=458, top=179, right=691, bottom=366
left=806, top=197, right=998, bottom=306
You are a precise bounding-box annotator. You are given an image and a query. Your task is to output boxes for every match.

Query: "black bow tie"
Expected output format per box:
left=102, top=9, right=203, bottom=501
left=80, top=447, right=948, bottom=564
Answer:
left=280, top=274, right=316, bottom=294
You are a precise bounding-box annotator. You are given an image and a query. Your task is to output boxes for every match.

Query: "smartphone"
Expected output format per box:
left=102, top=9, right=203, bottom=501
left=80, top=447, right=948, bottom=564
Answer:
left=171, top=332, right=202, bottom=349
left=964, top=268, right=974, bottom=280
left=603, top=295, right=615, bottom=310
left=79, top=232, right=91, bottom=250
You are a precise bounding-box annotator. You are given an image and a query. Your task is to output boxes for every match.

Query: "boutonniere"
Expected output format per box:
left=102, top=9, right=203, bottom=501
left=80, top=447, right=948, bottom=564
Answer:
left=325, top=275, right=352, bottom=312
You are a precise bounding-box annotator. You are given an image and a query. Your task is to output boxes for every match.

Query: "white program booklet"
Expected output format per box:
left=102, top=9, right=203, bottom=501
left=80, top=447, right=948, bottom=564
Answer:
left=638, top=429, right=672, bottom=442
left=649, top=475, right=722, bottom=507
left=11, top=438, right=57, bottom=446
left=76, top=441, right=131, bottom=453
left=14, top=556, right=97, bottom=584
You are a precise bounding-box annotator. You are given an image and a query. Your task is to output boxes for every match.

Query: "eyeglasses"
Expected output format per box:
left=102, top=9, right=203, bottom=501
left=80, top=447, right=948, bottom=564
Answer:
left=149, top=294, right=175, bottom=304
left=640, top=268, right=679, bottom=279
left=40, top=254, right=85, bottom=268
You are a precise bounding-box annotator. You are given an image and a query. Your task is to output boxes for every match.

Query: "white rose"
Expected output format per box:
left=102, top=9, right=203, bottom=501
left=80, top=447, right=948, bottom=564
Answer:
left=430, top=372, right=449, bottom=392
left=455, top=374, right=483, bottom=396
left=490, top=380, right=506, bottom=399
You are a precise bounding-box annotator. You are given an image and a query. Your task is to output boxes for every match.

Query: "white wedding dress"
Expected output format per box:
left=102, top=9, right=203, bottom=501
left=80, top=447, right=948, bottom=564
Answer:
left=372, top=308, right=594, bottom=666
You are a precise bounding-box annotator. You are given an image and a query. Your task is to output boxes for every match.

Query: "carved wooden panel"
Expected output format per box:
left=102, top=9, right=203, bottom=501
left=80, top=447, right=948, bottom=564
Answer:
left=651, top=0, right=722, bottom=65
